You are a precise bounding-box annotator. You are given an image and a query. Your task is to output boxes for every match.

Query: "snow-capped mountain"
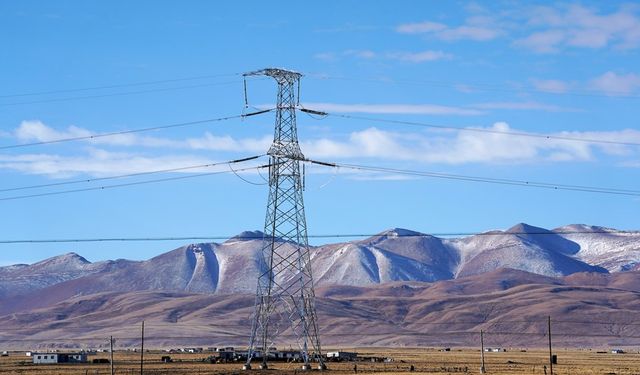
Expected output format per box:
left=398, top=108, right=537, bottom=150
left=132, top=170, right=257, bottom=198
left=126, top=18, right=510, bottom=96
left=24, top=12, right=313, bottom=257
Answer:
left=0, top=253, right=133, bottom=298
left=1, top=223, right=638, bottom=306
left=554, top=224, right=640, bottom=271
left=449, top=223, right=606, bottom=278
left=2, top=223, right=640, bottom=348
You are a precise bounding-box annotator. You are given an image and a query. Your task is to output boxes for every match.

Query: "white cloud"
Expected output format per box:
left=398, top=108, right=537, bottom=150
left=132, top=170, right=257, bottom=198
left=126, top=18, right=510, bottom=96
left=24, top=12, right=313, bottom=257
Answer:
left=471, top=101, right=580, bottom=112
left=396, top=21, right=501, bottom=41
left=396, top=21, right=447, bottom=34
left=302, top=124, right=640, bottom=166
left=530, top=79, right=570, bottom=93
left=514, top=30, right=567, bottom=53
left=589, top=71, right=640, bottom=96
left=0, top=149, right=223, bottom=178
left=186, top=133, right=271, bottom=153
left=301, top=102, right=484, bottom=116
left=313, top=52, right=337, bottom=61
left=14, top=120, right=180, bottom=148
left=11, top=121, right=271, bottom=152
left=386, top=50, right=452, bottom=63
left=437, top=25, right=501, bottom=41
left=343, top=49, right=376, bottom=59
left=529, top=72, right=640, bottom=97
left=16, top=120, right=91, bottom=142
left=315, top=49, right=451, bottom=63
left=4, top=121, right=640, bottom=179
left=516, top=4, right=640, bottom=53
left=0, top=121, right=277, bottom=178
left=395, top=4, right=640, bottom=53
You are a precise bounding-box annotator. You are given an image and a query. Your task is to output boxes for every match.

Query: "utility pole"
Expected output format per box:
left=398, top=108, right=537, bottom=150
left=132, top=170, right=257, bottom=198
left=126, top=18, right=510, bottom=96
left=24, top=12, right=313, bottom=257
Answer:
left=548, top=316, right=553, bottom=375
left=140, top=321, right=145, bottom=375
left=480, top=330, right=486, bottom=374
left=243, top=68, right=325, bottom=371
left=109, top=336, right=114, bottom=375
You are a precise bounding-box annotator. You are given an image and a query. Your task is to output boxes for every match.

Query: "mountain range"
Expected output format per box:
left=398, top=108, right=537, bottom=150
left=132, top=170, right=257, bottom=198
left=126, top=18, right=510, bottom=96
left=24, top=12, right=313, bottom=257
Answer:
left=1, top=223, right=640, bottom=348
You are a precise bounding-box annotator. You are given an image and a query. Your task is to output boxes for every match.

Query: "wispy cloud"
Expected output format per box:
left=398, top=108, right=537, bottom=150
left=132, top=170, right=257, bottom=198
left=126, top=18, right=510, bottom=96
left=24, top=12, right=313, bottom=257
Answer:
left=3, top=122, right=640, bottom=178
left=314, top=49, right=450, bottom=63
left=471, top=101, right=580, bottom=112
left=530, top=79, right=571, bottom=93
left=16, top=120, right=90, bottom=142
left=386, top=50, right=452, bottom=63
left=0, top=149, right=220, bottom=178
left=589, top=71, right=640, bottom=96
left=14, top=120, right=176, bottom=148
left=302, top=125, right=640, bottom=165
left=529, top=72, right=640, bottom=97
left=13, top=120, right=271, bottom=152
left=313, top=52, right=337, bottom=62
left=343, top=49, right=376, bottom=59
left=1, top=121, right=274, bottom=178
left=395, top=4, right=640, bottom=54
left=185, top=133, right=271, bottom=152
left=396, top=20, right=501, bottom=41
left=515, top=4, right=640, bottom=53
left=314, top=23, right=377, bottom=33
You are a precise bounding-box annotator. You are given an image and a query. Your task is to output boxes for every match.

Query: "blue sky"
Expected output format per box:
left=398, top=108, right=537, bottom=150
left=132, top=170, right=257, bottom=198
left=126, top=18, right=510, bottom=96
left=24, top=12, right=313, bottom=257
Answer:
left=1, top=1, right=639, bottom=264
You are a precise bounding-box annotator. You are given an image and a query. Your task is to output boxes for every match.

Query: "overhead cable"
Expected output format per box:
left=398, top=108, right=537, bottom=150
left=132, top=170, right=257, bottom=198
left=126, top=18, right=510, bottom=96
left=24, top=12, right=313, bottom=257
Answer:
left=0, top=163, right=268, bottom=202
left=0, top=228, right=637, bottom=244
left=0, top=155, right=264, bottom=193
left=0, top=109, right=274, bottom=150
left=310, top=160, right=640, bottom=197
left=308, top=74, right=640, bottom=99
left=0, top=73, right=241, bottom=98
left=318, top=111, right=640, bottom=148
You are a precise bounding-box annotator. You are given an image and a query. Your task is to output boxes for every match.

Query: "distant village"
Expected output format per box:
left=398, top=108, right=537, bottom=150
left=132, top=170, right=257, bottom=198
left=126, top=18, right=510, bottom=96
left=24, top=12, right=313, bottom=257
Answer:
left=9, top=347, right=394, bottom=365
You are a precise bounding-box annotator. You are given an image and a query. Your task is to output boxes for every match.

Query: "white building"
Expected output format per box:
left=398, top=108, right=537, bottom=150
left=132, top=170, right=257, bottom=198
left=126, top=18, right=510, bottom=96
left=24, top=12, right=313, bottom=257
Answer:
left=32, top=352, right=87, bottom=364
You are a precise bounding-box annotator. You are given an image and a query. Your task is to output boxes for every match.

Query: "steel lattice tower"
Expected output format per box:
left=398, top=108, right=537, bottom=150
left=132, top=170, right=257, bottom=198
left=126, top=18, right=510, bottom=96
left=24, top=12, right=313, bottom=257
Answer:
left=243, top=68, right=325, bottom=371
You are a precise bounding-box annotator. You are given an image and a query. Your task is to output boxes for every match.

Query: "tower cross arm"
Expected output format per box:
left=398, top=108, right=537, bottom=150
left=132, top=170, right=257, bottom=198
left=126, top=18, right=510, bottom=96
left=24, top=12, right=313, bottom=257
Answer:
left=243, top=68, right=303, bottom=80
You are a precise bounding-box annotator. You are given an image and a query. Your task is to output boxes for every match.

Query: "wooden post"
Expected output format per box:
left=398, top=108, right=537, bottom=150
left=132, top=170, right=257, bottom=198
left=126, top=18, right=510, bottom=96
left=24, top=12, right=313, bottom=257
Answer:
left=110, top=336, right=114, bottom=375
left=140, top=321, right=145, bottom=375
left=548, top=316, right=553, bottom=375
left=480, top=330, right=486, bottom=373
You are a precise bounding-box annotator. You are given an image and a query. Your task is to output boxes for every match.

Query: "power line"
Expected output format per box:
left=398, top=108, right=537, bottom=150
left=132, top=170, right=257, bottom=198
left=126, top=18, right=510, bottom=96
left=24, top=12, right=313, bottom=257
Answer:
left=308, top=74, right=640, bottom=99
left=0, top=164, right=269, bottom=202
left=0, top=80, right=248, bottom=107
left=0, top=155, right=265, bottom=193
left=0, top=73, right=241, bottom=98
left=316, top=161, right=640, bottom=197
left=0, top=109, right=273, bottom=150
left=317, top=111, right=640, bottom=148
left=0, top=228, right=636, bottom=244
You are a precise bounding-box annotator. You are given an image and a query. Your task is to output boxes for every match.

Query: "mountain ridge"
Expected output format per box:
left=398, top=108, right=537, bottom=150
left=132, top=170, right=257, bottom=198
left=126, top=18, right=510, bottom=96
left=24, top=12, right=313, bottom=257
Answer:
left=1, top=223, right=637, bottom=305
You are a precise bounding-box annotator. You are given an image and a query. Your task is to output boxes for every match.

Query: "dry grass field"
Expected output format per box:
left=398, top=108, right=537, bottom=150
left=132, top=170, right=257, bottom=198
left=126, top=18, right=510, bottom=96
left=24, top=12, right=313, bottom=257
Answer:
left=1, top=348, right=639, bottom=374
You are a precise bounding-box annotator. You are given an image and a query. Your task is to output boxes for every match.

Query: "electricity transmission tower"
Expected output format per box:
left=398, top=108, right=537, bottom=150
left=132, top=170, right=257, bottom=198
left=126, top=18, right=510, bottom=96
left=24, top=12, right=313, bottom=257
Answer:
left=243, top=68, right=325, bottom=371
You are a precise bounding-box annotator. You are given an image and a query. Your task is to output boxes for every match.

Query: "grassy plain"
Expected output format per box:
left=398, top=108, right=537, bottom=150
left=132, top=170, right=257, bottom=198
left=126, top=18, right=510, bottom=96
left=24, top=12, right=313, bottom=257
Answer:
left=0, top=348, right=639, bottom=374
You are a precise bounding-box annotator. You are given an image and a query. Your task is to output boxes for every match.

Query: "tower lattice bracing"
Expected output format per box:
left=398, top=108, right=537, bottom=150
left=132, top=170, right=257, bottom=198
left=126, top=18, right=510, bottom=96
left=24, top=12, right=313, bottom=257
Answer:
left=243, top=68, right=325, bottom=371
